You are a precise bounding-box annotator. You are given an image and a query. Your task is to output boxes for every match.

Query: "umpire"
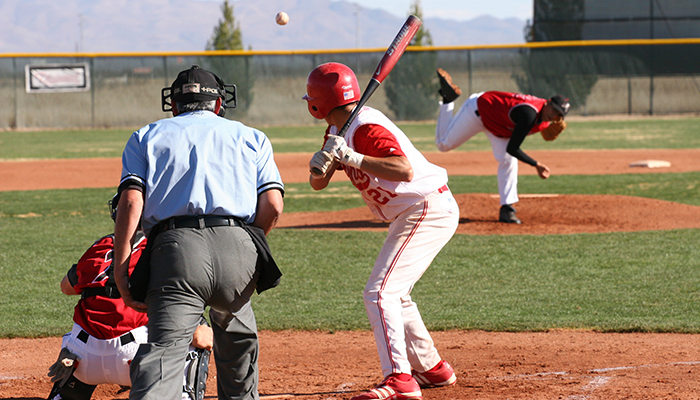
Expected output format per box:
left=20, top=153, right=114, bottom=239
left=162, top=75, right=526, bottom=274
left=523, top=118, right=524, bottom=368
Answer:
left=113, top=65, right=284, bottom=400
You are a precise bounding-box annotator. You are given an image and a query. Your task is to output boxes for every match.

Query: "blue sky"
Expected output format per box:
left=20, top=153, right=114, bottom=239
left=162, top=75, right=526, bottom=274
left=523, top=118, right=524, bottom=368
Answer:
left=333, top=0, right=534, bottom=21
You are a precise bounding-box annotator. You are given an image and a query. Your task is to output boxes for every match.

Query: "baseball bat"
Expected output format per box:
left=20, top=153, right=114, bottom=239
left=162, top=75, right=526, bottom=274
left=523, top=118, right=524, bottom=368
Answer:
left=311, top=15, right=422, bottom=176
left=337, top=14, right=422, bottom=138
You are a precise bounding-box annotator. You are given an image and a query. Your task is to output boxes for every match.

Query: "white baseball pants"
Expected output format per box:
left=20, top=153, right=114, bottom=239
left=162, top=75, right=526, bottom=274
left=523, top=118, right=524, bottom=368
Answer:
left=59, top=323, right=199, bottom=397
left=363, top=188, right=459, bottom=378
left=436, top=93, right=520, bottom=206
left=61, top=323, right=148, bottom=386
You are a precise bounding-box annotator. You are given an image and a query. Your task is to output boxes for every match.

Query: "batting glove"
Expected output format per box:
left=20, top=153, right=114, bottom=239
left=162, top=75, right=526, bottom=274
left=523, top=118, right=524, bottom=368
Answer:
left=48, top=347, right=80, bottom=387
left=323, top=135, right=364, bottom=168
left=309, top=150, right=334, bottom=178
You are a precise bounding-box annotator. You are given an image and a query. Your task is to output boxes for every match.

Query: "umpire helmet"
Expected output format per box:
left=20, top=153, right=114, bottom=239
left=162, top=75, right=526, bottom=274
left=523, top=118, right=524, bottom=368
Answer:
left=161, top=65, right=237, bottom=117
left=303, top=62, right=360, bottom=119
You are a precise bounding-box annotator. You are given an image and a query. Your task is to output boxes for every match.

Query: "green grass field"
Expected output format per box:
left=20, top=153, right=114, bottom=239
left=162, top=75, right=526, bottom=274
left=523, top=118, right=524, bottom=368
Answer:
left=2, top=116, right=700, bottom=159
left=0, top=116, right=699, bottom=337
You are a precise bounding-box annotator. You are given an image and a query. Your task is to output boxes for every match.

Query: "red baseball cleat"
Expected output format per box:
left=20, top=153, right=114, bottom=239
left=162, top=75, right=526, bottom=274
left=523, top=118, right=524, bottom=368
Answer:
left=351, top=373, right=422, bottom=400
left=412, top=360, right=457, bottom=388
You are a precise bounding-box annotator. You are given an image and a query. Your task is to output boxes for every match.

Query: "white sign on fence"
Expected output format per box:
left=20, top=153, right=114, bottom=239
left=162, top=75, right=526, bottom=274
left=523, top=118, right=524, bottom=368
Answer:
left=25, top=63, right=90, bottom=93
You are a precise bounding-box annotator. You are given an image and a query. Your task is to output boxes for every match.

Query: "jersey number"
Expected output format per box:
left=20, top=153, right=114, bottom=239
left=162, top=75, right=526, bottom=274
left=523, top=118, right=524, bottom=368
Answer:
left=367, top=187, right=398, bottom=205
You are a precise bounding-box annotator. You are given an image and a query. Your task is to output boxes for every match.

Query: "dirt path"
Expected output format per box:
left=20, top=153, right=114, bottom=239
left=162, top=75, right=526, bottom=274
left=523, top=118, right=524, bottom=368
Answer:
left=3, top=331, right=700, bottom=399
left=2, top=149, right=700, bottom=399
left=1, top=149, right=698, bottom=190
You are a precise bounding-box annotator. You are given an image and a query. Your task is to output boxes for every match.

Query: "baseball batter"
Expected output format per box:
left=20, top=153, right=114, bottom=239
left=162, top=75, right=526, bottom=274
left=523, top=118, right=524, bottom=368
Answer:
left=434, top=68, right=570, bottom=224
left=304, top=62, right=458, bottom=400
left=47, top=195, right=212, bottom=400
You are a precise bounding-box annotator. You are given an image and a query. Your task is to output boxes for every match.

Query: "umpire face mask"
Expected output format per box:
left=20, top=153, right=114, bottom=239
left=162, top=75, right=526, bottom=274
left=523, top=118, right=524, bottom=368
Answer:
left=161, top=65, right=237, bottom=116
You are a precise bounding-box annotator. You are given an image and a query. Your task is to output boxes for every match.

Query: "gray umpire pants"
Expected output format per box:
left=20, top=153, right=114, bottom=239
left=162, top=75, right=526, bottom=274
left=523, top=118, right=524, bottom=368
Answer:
left=129, top=224, right=259, bottom=400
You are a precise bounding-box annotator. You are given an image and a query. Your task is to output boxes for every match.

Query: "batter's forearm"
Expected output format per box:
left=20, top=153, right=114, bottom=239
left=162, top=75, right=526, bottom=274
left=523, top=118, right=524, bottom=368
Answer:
left=360, top=155, right=413, bottom=182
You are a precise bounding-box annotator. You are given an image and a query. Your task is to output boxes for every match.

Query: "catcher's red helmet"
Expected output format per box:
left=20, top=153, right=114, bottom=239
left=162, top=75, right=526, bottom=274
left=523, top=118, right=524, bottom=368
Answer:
left=303, top=62, right=360, bottom=119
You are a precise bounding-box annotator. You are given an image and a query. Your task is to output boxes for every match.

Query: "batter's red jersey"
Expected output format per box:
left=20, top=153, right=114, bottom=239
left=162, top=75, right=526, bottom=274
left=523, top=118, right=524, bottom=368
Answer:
left=67, top=233, right=148, bottom=339
left=476, top=91, right=550, bottom=138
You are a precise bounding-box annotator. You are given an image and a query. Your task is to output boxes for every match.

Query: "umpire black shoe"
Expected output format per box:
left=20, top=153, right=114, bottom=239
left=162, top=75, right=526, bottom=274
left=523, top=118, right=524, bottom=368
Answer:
left=437, top=68, right=461, bottom=104
left=499, top=204, right=521, bottom=224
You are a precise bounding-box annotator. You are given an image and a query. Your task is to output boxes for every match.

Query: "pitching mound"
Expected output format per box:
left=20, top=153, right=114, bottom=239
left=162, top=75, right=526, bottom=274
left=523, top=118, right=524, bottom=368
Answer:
left=278, top=193, right=700, bottom=235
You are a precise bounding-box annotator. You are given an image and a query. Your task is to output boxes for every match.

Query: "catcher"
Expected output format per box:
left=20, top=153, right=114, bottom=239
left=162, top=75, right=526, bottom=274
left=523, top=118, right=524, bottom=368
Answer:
left=47, top=194, right=212, bottom=400
left=434, top=68, right=570, bottom=224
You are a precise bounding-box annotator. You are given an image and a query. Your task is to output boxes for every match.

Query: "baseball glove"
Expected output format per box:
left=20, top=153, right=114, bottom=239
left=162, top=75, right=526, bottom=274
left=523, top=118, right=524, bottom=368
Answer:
left=48, top=347, right=80, bottom=387
left=540, top=120, right=567, bottom=141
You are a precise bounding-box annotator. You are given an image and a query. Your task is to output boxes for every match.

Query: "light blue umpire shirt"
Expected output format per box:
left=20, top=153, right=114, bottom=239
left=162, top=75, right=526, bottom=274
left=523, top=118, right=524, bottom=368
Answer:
left=120, top=110, right=284, bottom=235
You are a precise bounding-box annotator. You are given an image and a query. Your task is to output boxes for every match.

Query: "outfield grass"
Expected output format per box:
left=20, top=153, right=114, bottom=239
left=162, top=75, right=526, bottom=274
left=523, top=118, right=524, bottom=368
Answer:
left=259, top=228, right=700, bottom=333
left=0, top=117, right=699, bottom=337
left=2, top=172, right=699, bottom=337
left=2, top=116, right=700, bottom=159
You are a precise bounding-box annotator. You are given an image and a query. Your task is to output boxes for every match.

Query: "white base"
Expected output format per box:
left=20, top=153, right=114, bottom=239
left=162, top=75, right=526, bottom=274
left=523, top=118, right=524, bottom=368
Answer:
left=629, top=160, right=671, bottom=168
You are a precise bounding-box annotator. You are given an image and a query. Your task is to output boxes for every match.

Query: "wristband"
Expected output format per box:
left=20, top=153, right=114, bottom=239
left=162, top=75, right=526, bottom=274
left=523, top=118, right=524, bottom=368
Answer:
left=342, top=151, right=364, bottom=169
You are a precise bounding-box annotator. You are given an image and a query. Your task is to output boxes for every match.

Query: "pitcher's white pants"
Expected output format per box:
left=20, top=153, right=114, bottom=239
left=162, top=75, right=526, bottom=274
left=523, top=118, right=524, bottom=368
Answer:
left=435, top=94, right=519, bottom=206
left=363, top=189, right=459, bottom=378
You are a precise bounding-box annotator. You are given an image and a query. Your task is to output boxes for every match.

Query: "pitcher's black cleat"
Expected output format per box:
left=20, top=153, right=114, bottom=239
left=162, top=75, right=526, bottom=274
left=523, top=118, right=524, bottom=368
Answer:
left=436, top=68, right=462, bottom=104
left=499, top=204, right=521, bottom=224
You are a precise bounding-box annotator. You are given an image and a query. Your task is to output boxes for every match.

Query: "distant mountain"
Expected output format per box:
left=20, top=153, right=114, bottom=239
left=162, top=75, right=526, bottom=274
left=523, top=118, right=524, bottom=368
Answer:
left=0, top=0, right=525, bottom=54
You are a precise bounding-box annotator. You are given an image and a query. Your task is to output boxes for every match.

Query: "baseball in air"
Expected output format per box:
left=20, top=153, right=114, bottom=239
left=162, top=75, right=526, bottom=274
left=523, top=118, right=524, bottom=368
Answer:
left=276, top=11, right=289, bottom=25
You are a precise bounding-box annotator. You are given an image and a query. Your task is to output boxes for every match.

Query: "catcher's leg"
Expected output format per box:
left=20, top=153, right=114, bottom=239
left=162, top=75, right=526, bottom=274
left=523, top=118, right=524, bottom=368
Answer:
left=47, top=374, right=96, bottom=400
left=183, top=346, right=211, bottom=400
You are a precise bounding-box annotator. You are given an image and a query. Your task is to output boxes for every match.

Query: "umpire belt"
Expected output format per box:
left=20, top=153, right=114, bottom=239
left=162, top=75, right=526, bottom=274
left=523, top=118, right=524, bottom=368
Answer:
left=77, top=329, right=135, bottom=346
left=161, top=215, right=243, bottom=231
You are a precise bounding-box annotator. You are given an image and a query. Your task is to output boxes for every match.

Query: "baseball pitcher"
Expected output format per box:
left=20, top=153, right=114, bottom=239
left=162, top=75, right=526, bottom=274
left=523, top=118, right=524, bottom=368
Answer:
left=434, top=68, right=570, bottom=224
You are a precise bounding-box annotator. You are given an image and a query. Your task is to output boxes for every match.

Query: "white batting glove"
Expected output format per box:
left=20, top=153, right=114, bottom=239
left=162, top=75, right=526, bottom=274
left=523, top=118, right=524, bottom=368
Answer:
left=322, top=135, right=364, bottom=168
left=309, top=150, right=334, bottom=178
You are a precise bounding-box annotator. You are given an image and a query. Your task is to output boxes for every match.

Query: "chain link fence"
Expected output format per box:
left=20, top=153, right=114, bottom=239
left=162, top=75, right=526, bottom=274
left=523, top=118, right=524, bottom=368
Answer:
left=1, top=38, right=699, bottom=130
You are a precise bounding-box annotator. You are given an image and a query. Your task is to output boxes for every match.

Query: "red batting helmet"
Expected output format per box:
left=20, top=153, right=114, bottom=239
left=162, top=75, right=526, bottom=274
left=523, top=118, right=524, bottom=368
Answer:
left=302, top=62, right=361, bottom=119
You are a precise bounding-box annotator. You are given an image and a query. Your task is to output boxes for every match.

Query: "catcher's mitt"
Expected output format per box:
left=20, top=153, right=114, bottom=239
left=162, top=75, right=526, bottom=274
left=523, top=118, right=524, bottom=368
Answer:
left=541, top=120, right=567, bottom=141
left=48, top=347, right=80, bottom=387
